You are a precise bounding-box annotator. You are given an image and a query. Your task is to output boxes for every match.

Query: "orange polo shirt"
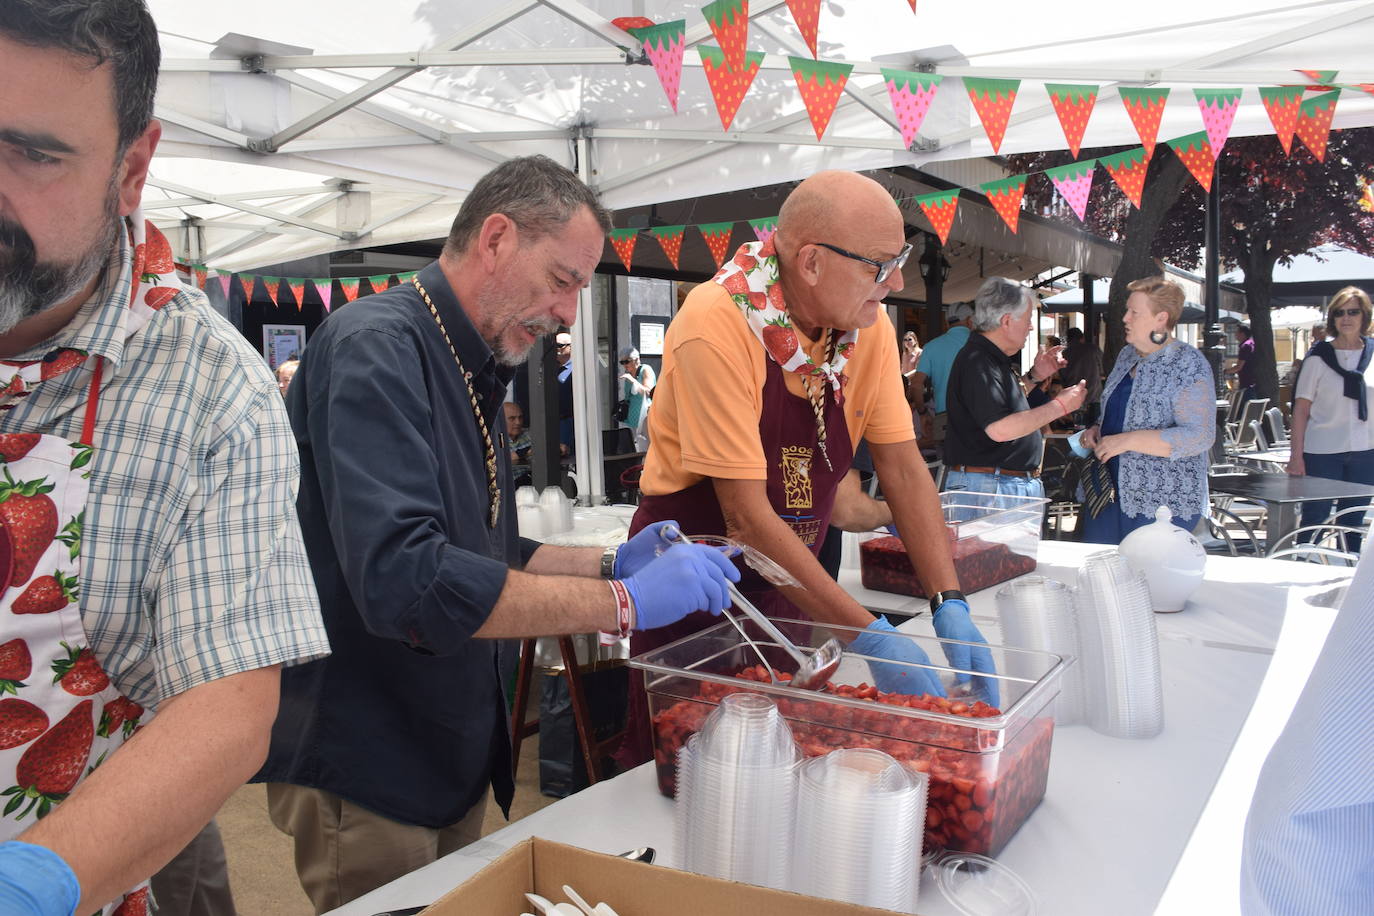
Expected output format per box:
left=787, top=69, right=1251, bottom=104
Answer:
left=641, top=280, right=914, bottom=495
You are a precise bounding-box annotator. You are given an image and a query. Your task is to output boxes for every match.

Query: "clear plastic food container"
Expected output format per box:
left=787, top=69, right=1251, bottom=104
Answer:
left=860, top=491, right=1048, bottom=597
left=631, top=617, right=1066, bottom=857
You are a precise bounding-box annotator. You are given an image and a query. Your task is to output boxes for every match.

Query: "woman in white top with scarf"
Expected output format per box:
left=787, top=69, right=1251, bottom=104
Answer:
left=1289, top=286, right=1374, bottom=546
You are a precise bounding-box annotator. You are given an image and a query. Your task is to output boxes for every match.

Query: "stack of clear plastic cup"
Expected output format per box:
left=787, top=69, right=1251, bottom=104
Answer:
left=1075, top=550, right=1164, bottom=739
left=792, top=748, right=927, bottom=911
left=674, top=692, right=799, bottom=890
left=996, top=576, right=1085, bottom=726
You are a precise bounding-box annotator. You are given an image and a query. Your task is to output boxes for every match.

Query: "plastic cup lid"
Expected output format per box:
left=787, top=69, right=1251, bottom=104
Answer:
left=930, top=852, right=1038, bottom=916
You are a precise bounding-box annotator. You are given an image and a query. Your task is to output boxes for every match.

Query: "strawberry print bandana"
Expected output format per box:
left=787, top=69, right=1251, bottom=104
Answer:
left=714, top=240, right=858, bottom=403
left=0, top=210, right=181, bottom=408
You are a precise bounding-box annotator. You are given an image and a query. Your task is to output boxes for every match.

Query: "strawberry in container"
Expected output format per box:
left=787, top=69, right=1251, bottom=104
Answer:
left=860, top=491, right=1046, bottom=598
left=633, top=616, right=1067, bottom=858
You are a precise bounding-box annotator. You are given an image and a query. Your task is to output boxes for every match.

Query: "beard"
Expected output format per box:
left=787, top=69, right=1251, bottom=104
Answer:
left=476, top=285, right=560, bottom=368
left=0, top=183, right=121, bottom=336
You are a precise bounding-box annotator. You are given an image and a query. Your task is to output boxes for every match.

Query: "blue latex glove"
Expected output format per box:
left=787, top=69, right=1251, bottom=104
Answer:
left=613, top=520, right=680, bottom=579
left=884, top=524, right=898, bottom=536
left=622, top=542, right=740, bottom=630
left=849, top=618, right=946, bottom=698
left=932, top=598, right=1000, bottom=706
left=0, top=841, right=80, bottom=916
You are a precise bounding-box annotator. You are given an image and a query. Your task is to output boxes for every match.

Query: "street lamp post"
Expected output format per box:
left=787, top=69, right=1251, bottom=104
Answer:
left=1203, top=160, right=1227, bottom=399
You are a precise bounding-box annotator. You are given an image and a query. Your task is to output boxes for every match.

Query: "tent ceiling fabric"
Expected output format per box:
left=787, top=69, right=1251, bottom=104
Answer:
left=145, top=0, right=1374, bottom=271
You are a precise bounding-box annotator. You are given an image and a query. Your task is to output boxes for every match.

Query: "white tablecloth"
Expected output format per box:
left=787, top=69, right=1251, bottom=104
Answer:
left=331, top=542, right=1350, bottom=916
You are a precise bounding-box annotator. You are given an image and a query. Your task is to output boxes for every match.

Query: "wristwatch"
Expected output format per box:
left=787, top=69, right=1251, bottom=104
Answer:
left=600, top=545, right=620, bottom=579
left=928, top=589, right=967, bottom=615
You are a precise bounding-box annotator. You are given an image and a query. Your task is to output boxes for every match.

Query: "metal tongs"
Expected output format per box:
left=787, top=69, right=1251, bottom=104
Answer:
left=660, top=524, right=841, bottom=691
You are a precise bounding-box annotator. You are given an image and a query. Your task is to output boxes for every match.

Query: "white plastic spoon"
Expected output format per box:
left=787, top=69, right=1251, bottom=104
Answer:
left=525, top=893, right=558, bottom=916
left=561, top=885, right=596, bottom=916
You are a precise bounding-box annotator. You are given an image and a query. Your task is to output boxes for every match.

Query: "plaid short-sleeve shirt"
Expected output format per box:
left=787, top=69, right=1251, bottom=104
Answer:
left=0, top=224, right=328, bottom=708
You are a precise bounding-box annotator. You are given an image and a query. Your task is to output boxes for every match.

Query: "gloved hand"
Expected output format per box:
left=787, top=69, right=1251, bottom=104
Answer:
left=622, top=542, right=740, bottom=630
left=0, top=841, right=80, bottom=916
left=932, top=598, right=1000, bottom=706
left=849, top=618, right=946, bottom=698
left=613, top=520, right=681, bottom=579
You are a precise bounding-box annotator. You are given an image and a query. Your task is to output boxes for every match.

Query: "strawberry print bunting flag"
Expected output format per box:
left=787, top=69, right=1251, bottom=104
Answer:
left=785, top=0, right=821, bottom=58
left=1118, top=87, right=1169, bottom=158
left=1294, top=89, right=1340, bottom=162
left=339, top=278, right=361, bottom=303
left=1297, top=69, right=1339, bottom=88
left=1046, top=83, right=1098, bottom=158
left=1099, top=147, right=1149, bottom=209
left=625, top=20, right=686, bottom=113
left=237, top=274, right=255, bottom=302
left=790, top=57, right=853, bottom=139
left=980, top=175, right=1027, bottom=234
left=368, top=274, right=393, bottom=294
left=314, top=280, right=333, bottom=313
left=264, top=277, right=281, bottom=308
left=916, top=189, right=959, bottom=245
left=699, top=45, right=764, bottom=130
left=1260, top=86, right=1305, bottom=155
left=702, top=0, right=749, bottom=74
left=749, top=216, right=778, bottom=245
left=611, top=16, right=656, bottom=31
left=698, top=222, right=736, bottom=268
left=1194, top=88, right=1242, bottom=156
left=906, top=0, right=916, bottom=10
left=608, top=228, right=638, bottom=271
left=964, top=77, right=1019, bottom=154
left=216, top=274, right=231, bottom=301
left=649, top=225, right=687, bottom=270
left=1045, top=159, right=1097, bottom=222
left=1167, top=132, right=1216, bottom=191
left=881, top=69, right=942, bottom=150
left=193, top=266, right=207, bottom=290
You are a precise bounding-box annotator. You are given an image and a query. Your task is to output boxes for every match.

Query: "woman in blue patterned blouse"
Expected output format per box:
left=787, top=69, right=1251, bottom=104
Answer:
left=1079, top=276, right=1216, bottom=544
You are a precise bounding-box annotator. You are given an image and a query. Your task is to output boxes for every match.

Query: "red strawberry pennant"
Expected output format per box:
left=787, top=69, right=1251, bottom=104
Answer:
left=649, top=225, right=687, bottom=269
left=339, top=278, right=362, bottom=303
left=749, top=216, right=778, bottom=245
left=1099, top=147, right=1149, bottom=209
left=1194, top=88, right=1243, bottom=156
left=916, top=189, right=960, bottom=245
left=1045, top=83, right=1098, bottom=158
left=1118, top=87, right=1169, bottom=159
left=699, top=45, right=764, bottom=131
left=263, top=277, right=281, bottom=309
left=237, top=274, right=255, bottom=302
left=702, top=0, right=750, bottom=74
left=1166, top=131, right=1217, bottom=191
left=608, top=228, right=638, bottom=271
left=1260, top=86, right=1304, bottom=155
left=625, top=20, right=686, bottom=113
left=964, top=77, right=1019, bottom=154
left=785, top=0, right=822, bottom=57
left=1297, top=69, right=1339, bottom=89
left=980, top=175, right=1027, bottom=234
left=906, top=0, right=916, bottom=10
left=611, top=16, right=656, bottom=31
left=287, top=279, right=306, bottom=309
left=1294, top=89, right=1340, bottom=162
left=193, top=266, right=207, bottom=290
left=1045, top=159, right=1097, bottom=223
left=698, top=222, right=736, bottom=268
left=368, top=274, right=393, bottom=294
left=881, top=69, right=942, bottom=150
left=790, top=56, right=853, bottom=139
left=314, top=280, right=333, bottom=313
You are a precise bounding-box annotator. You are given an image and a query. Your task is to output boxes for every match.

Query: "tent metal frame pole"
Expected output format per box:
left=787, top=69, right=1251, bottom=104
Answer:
left=1204, top=160, right=1227, bottom=398
left=571, top=131, right=607, bottom=505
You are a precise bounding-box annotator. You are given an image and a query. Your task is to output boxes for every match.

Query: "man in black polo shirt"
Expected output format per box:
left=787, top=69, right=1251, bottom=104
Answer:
left=944, top=277, right=1086, bottom=504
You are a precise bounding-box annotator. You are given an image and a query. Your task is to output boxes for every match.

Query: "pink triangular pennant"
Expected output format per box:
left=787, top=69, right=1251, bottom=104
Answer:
left=881, top=69, right=942, bottom=150
left=748, top=216, right=778, bottom=245
left=625, top=20, right=686, bottom=113
left=216, top=274, right=231, bottom=300
left=1194, top=88, right=1242, bottom=156
left=314, top=280, right=333, bottom=313
left=1045, top=160, right=1097, bottom=223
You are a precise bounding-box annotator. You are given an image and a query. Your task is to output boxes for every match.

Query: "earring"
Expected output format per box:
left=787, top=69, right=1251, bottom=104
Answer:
left=1149, top=329, right=1168, bottom=345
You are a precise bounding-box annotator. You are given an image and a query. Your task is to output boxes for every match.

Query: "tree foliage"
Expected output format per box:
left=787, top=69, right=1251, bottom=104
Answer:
left=1009, top=126, right=1374, bottom=401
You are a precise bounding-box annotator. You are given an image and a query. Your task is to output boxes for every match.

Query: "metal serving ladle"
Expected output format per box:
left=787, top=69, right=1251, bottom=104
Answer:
left=660, top=524, right=842, bottom=691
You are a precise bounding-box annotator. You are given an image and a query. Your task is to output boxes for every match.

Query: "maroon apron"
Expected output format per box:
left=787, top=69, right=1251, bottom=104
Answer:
left=615, top=356, right=853, bottom=767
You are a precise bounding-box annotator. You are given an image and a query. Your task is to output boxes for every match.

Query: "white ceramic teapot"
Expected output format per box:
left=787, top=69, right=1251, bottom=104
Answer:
left=1117, top=506, right=1207, bottom=613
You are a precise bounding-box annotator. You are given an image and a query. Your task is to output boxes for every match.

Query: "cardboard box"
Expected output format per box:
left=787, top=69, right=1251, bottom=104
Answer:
left=424, top=837, right=917, bottom=915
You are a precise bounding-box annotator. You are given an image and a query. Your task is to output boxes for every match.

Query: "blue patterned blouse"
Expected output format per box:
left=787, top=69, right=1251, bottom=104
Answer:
left=1099, top=339, right=1216, bottom=519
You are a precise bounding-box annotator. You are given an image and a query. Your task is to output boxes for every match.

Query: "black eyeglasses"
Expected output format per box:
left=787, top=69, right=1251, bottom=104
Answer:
left=815, top=241, right=913, bottom=284
left=1333, top=308, right=1364, bottom=318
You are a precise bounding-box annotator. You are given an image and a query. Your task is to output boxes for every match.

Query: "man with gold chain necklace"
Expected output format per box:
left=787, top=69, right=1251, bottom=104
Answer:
left=616, top=170, right=998, bottom=768
left=259, top=155, right=738, bottom=912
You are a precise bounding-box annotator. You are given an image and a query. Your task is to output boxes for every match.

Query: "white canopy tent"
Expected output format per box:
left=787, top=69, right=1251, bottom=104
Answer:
left=142, top=0, right=1374, bottom=501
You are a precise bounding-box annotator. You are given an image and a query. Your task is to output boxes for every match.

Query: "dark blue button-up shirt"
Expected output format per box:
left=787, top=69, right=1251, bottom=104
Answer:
left=258, top=261, right=540, bottom=826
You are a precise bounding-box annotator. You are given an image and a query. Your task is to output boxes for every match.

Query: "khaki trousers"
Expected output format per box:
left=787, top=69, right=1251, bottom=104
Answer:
left=148, top=819, right=237, bottom=916
left=266, top=783, right=486, bottom=914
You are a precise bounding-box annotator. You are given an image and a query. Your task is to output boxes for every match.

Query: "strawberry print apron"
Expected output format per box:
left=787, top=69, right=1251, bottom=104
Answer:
left=0, top=213, right=184, bottom=915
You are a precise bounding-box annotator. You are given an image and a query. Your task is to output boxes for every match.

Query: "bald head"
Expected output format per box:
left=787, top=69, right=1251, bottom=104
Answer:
left=776, top=171, right=903, bottom=259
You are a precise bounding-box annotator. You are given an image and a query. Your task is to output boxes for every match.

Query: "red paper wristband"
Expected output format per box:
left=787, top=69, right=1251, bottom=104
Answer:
left=600, top=579, right=635, bottom=646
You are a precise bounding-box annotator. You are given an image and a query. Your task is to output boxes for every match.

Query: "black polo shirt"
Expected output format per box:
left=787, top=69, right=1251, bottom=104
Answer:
left=943, top=331, right=1042, bottom=472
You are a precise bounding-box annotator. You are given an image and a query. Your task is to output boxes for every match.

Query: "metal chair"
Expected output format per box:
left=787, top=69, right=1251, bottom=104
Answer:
left=1263, top=407, right=1289, bottom=447
left=1266, top=524, right=1367, bottom=559
left=1226, top=398, right=1269, bottom=453
left=1202, top=494, right=1265, bottom=556
left=1266, top=543, right=1360, bottom=566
